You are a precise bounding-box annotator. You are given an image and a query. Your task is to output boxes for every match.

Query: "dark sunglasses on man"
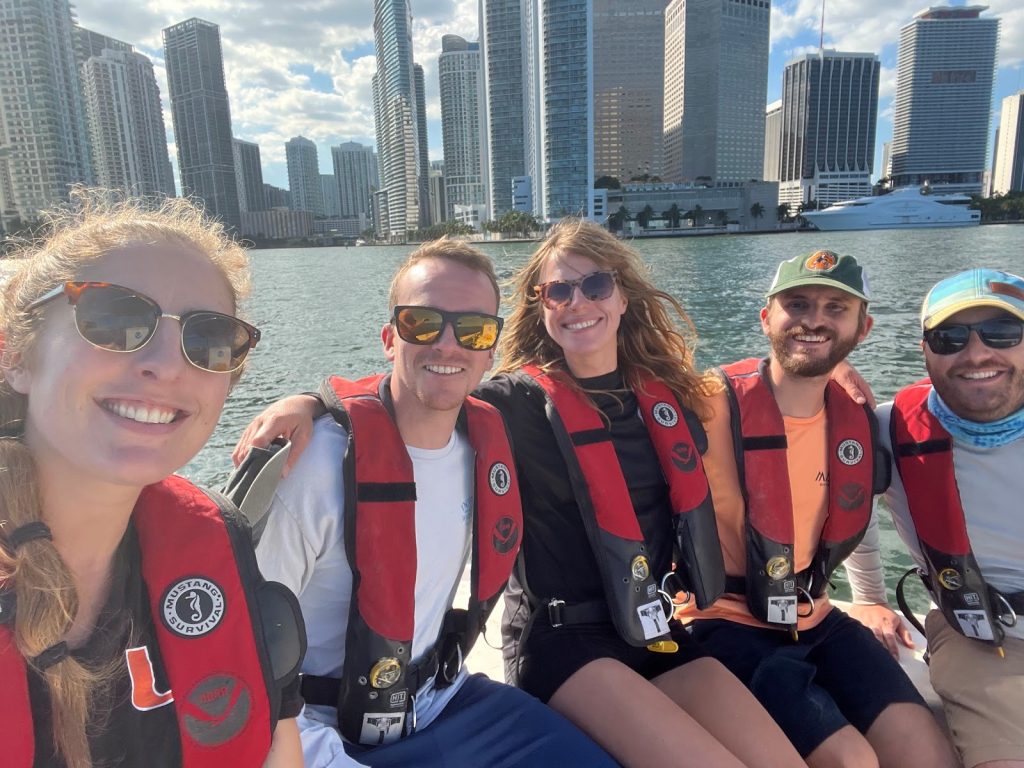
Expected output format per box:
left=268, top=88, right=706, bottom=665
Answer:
left=391, top=305, right=503, bottom=351
left=534, top=270, right=617, bottom=310
left=26, top=281, right=260, bottom=373
left=923, top=316, right=1024, bottom=356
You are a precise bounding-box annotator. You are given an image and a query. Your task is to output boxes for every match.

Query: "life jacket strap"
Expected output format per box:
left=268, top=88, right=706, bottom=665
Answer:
left=545, top=598, right=612, bottom=628
left=300, top=647, right=446, bottom=708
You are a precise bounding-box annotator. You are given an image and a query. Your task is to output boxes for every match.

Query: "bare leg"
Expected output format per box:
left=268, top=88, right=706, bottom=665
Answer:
left=549, top=657, right=747, bottom=768
left=866, top=702, right=959, bottom=768
left=975, top=762, right=1024, bottom=768
left=651, top=658, right=807, bottom=768
left=806, top=726, right=878, bottom=768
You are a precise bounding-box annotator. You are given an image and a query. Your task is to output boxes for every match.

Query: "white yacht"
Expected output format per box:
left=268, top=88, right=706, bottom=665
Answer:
left=802, top=187, right=980, bottom=231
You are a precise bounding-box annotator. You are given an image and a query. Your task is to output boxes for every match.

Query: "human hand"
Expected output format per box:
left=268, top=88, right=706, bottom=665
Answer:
left=231, top=394, right=322, bottom=475
left=846, top=602, right=915, bottom=659
left=831, top=360, right=876, bottom=408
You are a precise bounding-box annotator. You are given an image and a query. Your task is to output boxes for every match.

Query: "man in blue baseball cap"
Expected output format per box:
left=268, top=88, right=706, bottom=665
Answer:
left=848, top=268, right=1024, bottom=768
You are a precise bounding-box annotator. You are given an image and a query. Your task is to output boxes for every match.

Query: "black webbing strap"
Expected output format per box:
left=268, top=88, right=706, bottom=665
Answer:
left=895, top=567, right=928, bottom=638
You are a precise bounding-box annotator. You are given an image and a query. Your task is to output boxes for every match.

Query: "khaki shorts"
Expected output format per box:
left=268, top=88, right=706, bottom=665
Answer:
left=926, top=610, right=1024, bottom=767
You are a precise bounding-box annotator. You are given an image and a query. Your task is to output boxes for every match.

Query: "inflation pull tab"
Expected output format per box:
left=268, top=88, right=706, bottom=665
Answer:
left=790, top=627, right=799, bottom=642
left=647, top=640, right=679, bottom=654
left=997, top=645, right=1006, bottom=659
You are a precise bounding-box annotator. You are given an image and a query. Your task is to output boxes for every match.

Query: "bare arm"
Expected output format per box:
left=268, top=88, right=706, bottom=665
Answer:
left=232, top=394, right=324, bottom=474
left=262, top=719, right=302, bottom=768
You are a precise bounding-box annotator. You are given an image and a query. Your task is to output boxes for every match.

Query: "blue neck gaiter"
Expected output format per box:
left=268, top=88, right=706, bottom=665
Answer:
left=928, top=388, right=1024, bottom=449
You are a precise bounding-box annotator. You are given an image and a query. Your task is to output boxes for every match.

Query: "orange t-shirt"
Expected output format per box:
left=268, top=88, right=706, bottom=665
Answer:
left=676, top=389, right=834, bottom=630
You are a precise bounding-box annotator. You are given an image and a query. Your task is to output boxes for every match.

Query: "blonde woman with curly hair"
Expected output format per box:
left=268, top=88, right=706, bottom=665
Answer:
left=0, top=192, right=304, bottom=768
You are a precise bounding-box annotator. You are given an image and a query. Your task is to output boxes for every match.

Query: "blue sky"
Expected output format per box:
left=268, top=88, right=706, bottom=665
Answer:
left=72, top=0, right=1022, bottom=192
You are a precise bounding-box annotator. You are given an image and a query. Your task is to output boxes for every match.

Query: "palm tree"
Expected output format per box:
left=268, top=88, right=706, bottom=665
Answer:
left=717, top=210, right=728, bottom=226
left=692, top=204, right=705, bottom=227
left=662, top=203, right=682, bottom=229
left=637, top=204, right=655, bottom=230
left=776, top=203, right=791, bottom=224
left=608, top=205, right=630, bottom=232
left=750, top=203, right=765, bottom=227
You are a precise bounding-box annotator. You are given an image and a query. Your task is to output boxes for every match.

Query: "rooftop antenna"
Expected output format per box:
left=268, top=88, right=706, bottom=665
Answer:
left=819, top=0, right=826, bottom=51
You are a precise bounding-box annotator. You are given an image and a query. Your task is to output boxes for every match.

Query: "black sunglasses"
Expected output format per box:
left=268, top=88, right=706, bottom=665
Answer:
left=392, top=305, right=503, bottom=351
left=26, top=281, right=260, bottom=373
left=534, top=270, right=617, bottom=310
left=923, top=317, right=1024, bottom=356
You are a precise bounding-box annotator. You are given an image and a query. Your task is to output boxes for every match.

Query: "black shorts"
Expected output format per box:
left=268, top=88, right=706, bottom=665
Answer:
left=690, top=608, right=927, bottom=758
left=512, top=620, right=708, bottom=704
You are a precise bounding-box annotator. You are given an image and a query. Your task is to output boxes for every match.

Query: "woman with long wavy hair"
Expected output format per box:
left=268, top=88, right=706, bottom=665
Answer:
left=0, top=192, right=304, bottom=768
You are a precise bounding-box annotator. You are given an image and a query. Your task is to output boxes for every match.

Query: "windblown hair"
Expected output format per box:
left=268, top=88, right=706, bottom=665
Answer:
left=387, top=237, right=500, bottom=313
left=0, top=189, right=250, bottom=768
left=496, top=218, right=719, bottom=414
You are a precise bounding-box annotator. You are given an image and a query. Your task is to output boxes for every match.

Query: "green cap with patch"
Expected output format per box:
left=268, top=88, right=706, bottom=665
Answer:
left=767, top=250, right=870, bottom=302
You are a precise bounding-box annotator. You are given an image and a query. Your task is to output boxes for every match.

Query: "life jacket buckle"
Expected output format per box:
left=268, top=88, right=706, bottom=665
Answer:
left=440, top=644, right=464, bottom=684
left=660, top=572, right=691, bottom=607
left=994, top=592, right=1019, bottom=628
left=796, top=586, right=816, bottom=618
left=547, top=598, right=566, bottom=628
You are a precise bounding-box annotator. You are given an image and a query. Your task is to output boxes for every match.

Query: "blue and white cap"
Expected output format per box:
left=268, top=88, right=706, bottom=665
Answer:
left=921, top=268, right=1024, bottom=331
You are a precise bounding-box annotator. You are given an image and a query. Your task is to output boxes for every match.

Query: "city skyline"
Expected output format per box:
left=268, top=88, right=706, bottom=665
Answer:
left=66, top=0, right=1024, bottom=193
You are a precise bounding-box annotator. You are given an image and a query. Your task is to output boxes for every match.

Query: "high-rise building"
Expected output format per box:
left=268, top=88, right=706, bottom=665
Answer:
left=372, top=0, right=422, bottom=240
left=479, top=0, right=527, bottom=217
left=75, top=26, right=133, bottom=62
left=663, top=0, right=770, bottom=184
left=285, top=136, right=324, bottom=216
left=764, top=100, right=782, bottom=182
left=163, top=18, right=240, bottom=229
left=263, top=183, right=290, bottom=209
left=439, top=35, right=486, bottom=220
left=428, top=161, right=447, bottom=224
left=332, top=141, right=378, bottom=219
left=881, top=140, right=892, bottom=180
left=890, top=6, right=999, bottom=195
left=80, top=49, right=176, bottom=200
left=0, top=0, right=93, bottom=230
left=992, top=90, right=1024, bottom=194
left=593, top=1, right=668, bottom=182
left=232, top=138, right=264, bottom=213
left=413, top=62, right=431, bottom=226
left=778, top=51, right=880, bottom=207
left=321, top=173, right=342, bottom=217
left=537, top=0, right=592, bottom=219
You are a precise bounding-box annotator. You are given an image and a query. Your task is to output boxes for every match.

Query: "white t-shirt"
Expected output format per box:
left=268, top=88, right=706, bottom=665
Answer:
left=256, top=414, right=474, bottom=737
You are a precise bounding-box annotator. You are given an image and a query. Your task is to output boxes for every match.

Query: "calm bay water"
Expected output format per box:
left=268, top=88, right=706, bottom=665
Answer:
left=186, top=225, right=1024, bottom=605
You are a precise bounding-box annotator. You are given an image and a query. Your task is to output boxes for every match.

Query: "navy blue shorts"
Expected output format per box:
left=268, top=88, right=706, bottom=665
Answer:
left=344, top=674, right=618, bottom=767
left=690, top=608, right=927, bottom=757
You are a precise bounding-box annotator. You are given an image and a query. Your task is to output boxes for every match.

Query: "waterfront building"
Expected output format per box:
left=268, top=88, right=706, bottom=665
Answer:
left=663, top=0, right=770, bottom=184
left=163, top=18, right=240, bottom=229
left=764, top=100, right=782, bottom=182
left=312, top=217, right=364, bottom=238
left=428, top=163, right=447, bottom=224
left=233, top=138, right=265, bottom=213
left=479, top=0, right=527, bottom=216
left=331, top=141, right=378, bottom=220
left=439, top=35, right=487, bottom=221
left=263, top=183, right=290, bottom=209
left=0, top=0, right=93, bottom=230
left=593, top=1, right=668, bottom=183
left=321, top=173, right=342, bottom=217
left=890, top=6, right=999, bottom=195
left=372, top=0, right=423, bottom=240
left=240, top=208, right=312, bottom=239
left=413, top=62, right=431, bottom=226
left=992, top=90, right=1024, bottom=194
left=601, top=180, right=778, bottom=232
left=778, top=51, right=880, bottom=208
left=285, top=135, right=324, bottom=216
left=512, top=175, right=533, bottom=212
left=75, top=26, right=132, bottom=61
left=80, top=47, right=176, bottom=199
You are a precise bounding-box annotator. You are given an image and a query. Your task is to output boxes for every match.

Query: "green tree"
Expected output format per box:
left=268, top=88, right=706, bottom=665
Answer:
left=750, top=203, right=765, bottom=223
left=717, top=210, right=729, bottom=226
left=594, top=176, right=621, bottom=190
left=662, top=204, right=682, bottom=228
left=607, top=205, right=630, bottom=231
left=692, top=204, right=705, bottom=226
left=637, top=204, right=655, bottom=229
left=776, top=203, right=791, bottom=223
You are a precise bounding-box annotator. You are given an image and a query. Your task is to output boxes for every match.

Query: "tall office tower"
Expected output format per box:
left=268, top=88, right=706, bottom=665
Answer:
left=881, top=140, right=892, bottom=180
left=372, top=0, right=422, bottom=239
left=662, top=0, right=770, bottom=183
left=0, top=0, right=92, bottom=230
left=890, top=6, right=999, bottom=195
left=439, top=35, right=486, bottom=220
left=991, top=90, right=1024, bottom=194
left=428, top=161, right=447, bottom=223
left=539, top=0, right=593, bottom=219
left=413, top=63, right=431, bottom=226
left=778, top=51, right=880, bottom=207
left=479, top=0, right=527, bottom=216
left=232, top=138, right=264, bottom=213
left=593, top=1, right=668, bottom=182
left=332, top=141, right=378, bottom=219
left=321, top=174, right=342, bottom=217
left=763, top=100, right=782, bottom=182
left=75, top=26, right=133, bottom=62
left=80, top=47, right=176, bottom=198
left=285, top=136, right=324, bottom=216
left=163, top=18, right=240, bottom=229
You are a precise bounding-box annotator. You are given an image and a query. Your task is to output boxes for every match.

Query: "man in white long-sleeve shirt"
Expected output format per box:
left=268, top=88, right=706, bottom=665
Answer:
left=846, top=268, right=1024, bottom=768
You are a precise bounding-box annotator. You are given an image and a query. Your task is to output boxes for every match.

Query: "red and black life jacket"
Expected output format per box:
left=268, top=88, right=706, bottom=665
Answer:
left=518, top=366, right=725, bottom=647
left=720, top=358, right=882, bottom=630
left=891, top=380, right=1016, bottom=647
left=0, top=476, right=285, bottom=768
left=318, top=375, right=522, bottom=746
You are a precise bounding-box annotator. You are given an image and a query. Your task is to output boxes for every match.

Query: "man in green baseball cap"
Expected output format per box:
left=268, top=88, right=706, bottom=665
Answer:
left=677, top=249, right=957, bottom=767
